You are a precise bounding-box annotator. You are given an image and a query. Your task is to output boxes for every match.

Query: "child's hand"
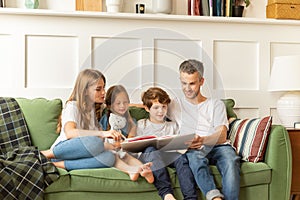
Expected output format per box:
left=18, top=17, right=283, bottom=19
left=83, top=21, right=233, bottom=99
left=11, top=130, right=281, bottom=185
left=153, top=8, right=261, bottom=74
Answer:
left=113, top=139, right=121, bottom=149
left=104, top=142, right=116, bottom=150
left=103, top=130, right=122, bottom=141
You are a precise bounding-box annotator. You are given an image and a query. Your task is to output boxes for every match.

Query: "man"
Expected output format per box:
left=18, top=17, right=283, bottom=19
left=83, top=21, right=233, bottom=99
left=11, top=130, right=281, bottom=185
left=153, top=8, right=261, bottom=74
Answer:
left=168, top=59, right=240, bottom=200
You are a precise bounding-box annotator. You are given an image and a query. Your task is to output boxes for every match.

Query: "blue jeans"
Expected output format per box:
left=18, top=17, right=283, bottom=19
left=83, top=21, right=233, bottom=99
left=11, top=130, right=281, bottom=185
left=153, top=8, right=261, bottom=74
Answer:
left=140, top=146, right=197, bottom=200
left=186, top=145, right=241, bottom=200
left=52, top=136, right=115, bottom=170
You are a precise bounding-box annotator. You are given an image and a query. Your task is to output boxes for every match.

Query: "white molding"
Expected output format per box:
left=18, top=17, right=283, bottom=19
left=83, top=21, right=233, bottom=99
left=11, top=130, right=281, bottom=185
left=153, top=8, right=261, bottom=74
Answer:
left=1, top=9, right=299, bottom=126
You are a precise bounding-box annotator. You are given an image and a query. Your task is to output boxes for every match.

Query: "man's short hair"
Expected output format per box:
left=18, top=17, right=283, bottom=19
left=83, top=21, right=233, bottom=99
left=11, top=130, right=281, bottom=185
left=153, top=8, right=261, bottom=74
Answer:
left=179, top=59, right=204, bottom=78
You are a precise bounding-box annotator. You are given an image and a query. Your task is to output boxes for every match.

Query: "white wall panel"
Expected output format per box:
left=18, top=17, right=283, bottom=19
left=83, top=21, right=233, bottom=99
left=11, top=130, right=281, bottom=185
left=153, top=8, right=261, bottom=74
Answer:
left=92, top=37, right=142, bottom=101
left=0, top=34, right=16, bottom=88
left=234, top=108, right=259, bottom=119
left=270, top=42, right=300, bottom=66
left=214, top=41, right=259, bottom=90
left=26, top=35, right=78, bottom=88
left=154, top=39, right=202, bottom=93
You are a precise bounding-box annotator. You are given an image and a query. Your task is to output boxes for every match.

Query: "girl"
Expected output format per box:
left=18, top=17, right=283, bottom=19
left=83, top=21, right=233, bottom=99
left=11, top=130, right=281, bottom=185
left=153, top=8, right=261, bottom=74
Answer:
left=99, top=85, right=154, bottom=183
left=41, top=69, right=153, bottom=183
left=99, top=85, right=136, bottom=138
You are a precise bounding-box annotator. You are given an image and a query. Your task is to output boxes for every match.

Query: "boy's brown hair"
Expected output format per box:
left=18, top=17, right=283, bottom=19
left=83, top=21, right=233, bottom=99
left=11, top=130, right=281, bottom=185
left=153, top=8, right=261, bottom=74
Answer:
left=141, top=87, right=171, bottom=109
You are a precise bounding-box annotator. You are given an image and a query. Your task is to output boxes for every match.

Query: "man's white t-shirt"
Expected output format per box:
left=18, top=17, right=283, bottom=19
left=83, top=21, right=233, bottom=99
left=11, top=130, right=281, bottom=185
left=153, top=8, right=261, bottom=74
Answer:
left=50, top=101, right=98, bottom=150
left=136, top=119, right=179, bottom=137
left=167, top=97, right=228, bottom=137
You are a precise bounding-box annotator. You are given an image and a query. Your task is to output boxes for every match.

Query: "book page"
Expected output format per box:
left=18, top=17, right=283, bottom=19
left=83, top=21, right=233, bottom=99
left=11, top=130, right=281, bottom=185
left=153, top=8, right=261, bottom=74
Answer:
left=157, top=133, right=195, bottom=151
left=121, top=137, right=157, bottom=153
left=121, top=133, right=195, bottom=153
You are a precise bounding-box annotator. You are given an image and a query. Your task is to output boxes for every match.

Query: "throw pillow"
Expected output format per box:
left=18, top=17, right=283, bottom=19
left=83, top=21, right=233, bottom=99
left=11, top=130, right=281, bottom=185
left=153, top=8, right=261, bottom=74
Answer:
left=16, top=98, right=62, bottom=150
left=228, top=116, right=272, bottom=162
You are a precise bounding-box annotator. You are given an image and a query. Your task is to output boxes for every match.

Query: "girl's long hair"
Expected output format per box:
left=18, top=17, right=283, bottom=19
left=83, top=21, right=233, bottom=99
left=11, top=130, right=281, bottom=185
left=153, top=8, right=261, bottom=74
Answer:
left=57, top=69, right=106, bottom=132
left=105, top=85, right=134, bottom=132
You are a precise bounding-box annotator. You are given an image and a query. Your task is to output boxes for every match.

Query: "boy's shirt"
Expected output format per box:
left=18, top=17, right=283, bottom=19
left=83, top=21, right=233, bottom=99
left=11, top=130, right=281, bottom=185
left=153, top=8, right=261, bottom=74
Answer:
left=137, top=118, right=179, bottom=137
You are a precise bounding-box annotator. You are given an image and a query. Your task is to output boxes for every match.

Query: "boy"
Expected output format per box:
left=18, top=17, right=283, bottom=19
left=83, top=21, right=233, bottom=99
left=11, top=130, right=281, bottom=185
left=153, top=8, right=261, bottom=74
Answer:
left=137, top=87, right=197, bottom=200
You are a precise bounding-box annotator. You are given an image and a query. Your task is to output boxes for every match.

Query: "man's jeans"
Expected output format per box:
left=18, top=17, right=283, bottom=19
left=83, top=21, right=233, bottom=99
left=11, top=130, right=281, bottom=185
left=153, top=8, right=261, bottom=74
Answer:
left=186, top=145, right=241, bottom=200
left=140, top=146, right=197, bottom=200
left=52, top=136, right=115, bottom=170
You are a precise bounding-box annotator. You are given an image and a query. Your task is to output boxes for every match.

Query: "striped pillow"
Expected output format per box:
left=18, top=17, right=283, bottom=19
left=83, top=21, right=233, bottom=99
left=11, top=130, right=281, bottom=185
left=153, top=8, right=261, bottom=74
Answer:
left=228, top=116, right=272, bottom=162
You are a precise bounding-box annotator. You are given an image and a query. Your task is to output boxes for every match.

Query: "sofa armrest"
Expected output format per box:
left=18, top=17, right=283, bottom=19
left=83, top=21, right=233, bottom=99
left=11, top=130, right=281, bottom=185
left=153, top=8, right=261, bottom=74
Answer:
left=264, top=125, right=292, bottom=200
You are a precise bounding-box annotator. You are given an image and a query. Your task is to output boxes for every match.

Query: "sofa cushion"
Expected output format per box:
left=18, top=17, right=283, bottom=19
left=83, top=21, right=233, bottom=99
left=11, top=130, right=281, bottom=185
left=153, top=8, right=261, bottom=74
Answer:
left=228, top=116, right=272, bottom=162
left=45, top=162, right=271, bottom=194
left=45, top=168, right=71, bottom=193
left=221, top=98, right=237, bottom=119
left=16, top=98, right=62, bottom=150
left=211, top=161, right=271, bottom=188
left=129, top=106, right=149, bottom=121
left=46, top=167, right=178, bottom=194
left=129, top=98, right=237, bottom=121
left=70, top=168, right=157, bottom=193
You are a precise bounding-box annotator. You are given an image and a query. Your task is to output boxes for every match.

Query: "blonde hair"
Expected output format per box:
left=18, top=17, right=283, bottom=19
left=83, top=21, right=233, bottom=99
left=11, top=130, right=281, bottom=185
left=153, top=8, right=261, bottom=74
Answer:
left=57, top=69, right=106, bottom=132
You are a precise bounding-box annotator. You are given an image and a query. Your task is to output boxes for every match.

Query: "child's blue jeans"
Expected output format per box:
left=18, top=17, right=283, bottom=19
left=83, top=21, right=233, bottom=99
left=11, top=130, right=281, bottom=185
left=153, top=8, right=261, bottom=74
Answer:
left=140, top=146, right=198, bottom=200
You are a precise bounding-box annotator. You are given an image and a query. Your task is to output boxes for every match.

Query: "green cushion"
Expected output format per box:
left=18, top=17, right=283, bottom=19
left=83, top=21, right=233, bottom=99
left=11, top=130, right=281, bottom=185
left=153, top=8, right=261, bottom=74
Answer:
left=45, top=162, right=271, bottom=194
left=45, top=168, right=71, bottom=193
left=46, top=167, right=177, bottom=194
left=211, top=162, right=271, bottom=188
left=70, top=168, right=157, bottom=193
left=129, top=99, right=237, bottom=121
left=129, top=106, right=149, bottom=121
left=221, top=98, right=237, bottom=119
left=16, top=98, right=62, bottom=150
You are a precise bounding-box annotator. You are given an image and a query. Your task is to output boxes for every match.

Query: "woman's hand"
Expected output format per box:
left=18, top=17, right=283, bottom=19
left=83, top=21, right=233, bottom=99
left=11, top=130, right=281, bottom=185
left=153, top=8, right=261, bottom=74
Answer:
left=188, top=135, right=204, bottom=149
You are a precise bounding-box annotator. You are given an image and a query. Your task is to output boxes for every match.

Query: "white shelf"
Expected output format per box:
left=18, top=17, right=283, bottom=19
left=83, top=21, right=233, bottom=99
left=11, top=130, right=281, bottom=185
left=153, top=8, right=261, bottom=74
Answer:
left=1, top=7, right=300, bottom=26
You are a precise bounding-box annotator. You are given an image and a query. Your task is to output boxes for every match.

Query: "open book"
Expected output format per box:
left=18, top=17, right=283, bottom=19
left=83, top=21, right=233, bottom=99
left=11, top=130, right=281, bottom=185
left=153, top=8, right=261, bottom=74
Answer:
left=121, top=133, right=195, bottom=153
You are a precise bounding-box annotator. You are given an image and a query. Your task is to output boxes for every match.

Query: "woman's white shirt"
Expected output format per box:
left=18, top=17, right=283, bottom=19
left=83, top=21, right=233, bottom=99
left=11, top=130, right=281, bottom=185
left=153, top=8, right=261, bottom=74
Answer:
left=50, top=101, right=98, bottom=149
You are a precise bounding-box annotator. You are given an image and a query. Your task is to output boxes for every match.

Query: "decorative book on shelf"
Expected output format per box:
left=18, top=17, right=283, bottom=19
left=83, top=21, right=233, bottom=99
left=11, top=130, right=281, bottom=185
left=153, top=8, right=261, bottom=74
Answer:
left=188, top=0, right=232, bottom=17
left=121, top=133, right=195, bottom=153
left=76, top=0, right=102, bottom=12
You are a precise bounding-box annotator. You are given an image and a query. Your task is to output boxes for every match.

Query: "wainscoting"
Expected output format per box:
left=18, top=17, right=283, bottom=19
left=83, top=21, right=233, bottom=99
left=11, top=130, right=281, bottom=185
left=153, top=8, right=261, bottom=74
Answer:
left=1, top=8, right=300, bottom=125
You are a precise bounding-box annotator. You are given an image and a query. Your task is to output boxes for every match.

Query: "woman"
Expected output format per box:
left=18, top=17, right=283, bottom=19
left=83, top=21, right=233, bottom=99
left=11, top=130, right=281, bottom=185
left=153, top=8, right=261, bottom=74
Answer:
left=41, top=69, right=153, bottom=183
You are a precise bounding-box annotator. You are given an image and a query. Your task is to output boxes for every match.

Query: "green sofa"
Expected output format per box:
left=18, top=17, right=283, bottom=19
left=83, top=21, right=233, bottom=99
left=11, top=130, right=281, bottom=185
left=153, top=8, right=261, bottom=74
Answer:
left=15, top=97, right=292, bottom=200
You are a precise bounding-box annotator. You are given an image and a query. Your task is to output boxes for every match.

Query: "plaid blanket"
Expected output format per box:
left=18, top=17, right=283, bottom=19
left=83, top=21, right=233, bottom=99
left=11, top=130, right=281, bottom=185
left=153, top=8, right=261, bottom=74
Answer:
left=0, top=97, right=59, bottom=200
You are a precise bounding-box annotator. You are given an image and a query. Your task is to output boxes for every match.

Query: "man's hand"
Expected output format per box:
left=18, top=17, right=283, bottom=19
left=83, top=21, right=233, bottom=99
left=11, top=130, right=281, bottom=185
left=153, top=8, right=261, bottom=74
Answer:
left=188, top=135, right=204, bottom=149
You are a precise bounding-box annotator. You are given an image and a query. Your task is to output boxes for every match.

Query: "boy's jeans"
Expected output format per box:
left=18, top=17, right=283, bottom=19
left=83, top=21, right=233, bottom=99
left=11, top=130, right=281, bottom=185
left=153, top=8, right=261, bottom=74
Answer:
left=140, top=146, right=198, bottom=200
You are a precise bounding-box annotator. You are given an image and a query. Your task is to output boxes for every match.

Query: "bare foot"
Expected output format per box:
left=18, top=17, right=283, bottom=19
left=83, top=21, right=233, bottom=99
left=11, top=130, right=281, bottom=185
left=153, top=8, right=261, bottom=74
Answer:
left=140, top=162, right=154, bottom=183
left=128, top=172, right=140, bottom=181
left=164, top=193, right=176, bottom=200
left=41, top=149, right=54, bottom=159
left=52, top=161, right=65, bottom=169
